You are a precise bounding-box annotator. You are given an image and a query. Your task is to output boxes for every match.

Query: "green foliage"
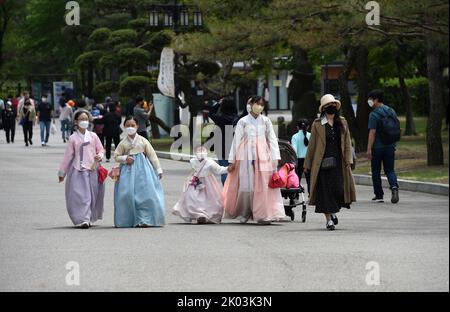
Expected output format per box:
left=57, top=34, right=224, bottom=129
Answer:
left=109, top=29, right=138, bottom=45
left=76, top=51, right=103, bottom=68
left=93, top=81, right=120, bottom=98
left=120, top=76, right=151, bottom=96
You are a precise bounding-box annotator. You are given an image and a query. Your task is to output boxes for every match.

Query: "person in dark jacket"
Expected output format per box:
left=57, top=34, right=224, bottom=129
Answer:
left=2, top=101, right=17, bottom=143
left=208, top=96, right=238, bottom=184
left=103, top=103, right=123, bottom=162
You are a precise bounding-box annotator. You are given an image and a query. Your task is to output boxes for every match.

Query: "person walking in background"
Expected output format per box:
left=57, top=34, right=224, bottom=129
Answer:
left=18, top=91, right=35, bottom=112
left=125, top=96, right=138, bottom=118
left=304, top=94, right=356, bottom=231
left=113, top=116, right=165, bottom=228
left=59, top=100, right=74, bottom=143
left=291, top=119, right=311, bottom=192
left=103, top=103, right=122, bottom=163
left=366, top=89, right=400, bottom=204
left=208, top=97, right=238, bottom=184
left=92, top=104, right=105, bottom=146
left=2, top=101, right=17, bottom=143
left=58, top=110, right=105, bottom=229
left=133, top=96, right=152, bottom=140
left=18, top=99, right=36, bottom=147
left=36, top=94, right=54, bottom=147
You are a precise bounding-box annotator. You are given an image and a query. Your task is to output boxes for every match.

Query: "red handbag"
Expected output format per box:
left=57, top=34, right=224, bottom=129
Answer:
left=268, top=171, right=285, bottom=188
left=98, top=165, right=108, bottom=184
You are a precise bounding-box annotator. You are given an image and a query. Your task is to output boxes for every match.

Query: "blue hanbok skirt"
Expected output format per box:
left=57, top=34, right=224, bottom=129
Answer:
left=114, top=153, right=165, bottom=227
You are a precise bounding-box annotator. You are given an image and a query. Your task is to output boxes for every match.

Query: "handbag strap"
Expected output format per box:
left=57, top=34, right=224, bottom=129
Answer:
left=193, top=160, right=208, bottom=178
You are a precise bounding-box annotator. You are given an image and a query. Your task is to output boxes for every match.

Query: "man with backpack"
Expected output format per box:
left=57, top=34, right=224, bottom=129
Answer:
left=366, top=89, right=400, bottom=204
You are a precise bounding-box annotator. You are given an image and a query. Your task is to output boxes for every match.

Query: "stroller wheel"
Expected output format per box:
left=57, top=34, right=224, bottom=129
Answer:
left=301, top=210, right=306, bottom=223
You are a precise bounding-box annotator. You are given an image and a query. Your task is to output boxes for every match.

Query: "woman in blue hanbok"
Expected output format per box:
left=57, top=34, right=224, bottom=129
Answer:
left=113, top=116, right=165, bottom=227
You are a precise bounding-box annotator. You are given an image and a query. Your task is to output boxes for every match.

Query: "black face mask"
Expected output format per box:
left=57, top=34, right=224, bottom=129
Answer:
left=324, top=106, right=337, bottom=115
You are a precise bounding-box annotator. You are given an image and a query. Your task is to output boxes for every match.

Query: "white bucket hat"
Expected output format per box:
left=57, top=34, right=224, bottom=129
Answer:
left=319, top=94, right=341, bottom=113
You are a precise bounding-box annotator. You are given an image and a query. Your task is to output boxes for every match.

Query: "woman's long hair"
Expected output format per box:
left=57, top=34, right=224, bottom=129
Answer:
left=297, top=119, right=310, bottom=146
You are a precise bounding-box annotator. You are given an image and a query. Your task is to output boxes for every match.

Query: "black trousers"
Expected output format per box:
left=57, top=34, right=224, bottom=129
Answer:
left=4, top=125, right=15, bottom=143
left=23, top=121, right=33, bottom=144
left=105, top=135, right=121, bottom=160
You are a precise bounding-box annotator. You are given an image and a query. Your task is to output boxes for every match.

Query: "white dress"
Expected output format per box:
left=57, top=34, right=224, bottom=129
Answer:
left=172, top=158, right=228, bottom=224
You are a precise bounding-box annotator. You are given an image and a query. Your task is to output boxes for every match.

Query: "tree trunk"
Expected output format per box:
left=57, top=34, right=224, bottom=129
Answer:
left=339, top=46, right=358, bottom=137
left=149, top=105, right=161, bottom=139
left=425, top=34, right=444, bottom=166
left=289, top=46, right=317, bottom=135
left=353, top=45, right=370, bottom=153
left=396, top=49, right=416, bottom=136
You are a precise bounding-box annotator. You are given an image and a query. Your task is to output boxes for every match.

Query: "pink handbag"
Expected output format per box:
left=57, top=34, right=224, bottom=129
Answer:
left=278, top=163, right=300, bottom=189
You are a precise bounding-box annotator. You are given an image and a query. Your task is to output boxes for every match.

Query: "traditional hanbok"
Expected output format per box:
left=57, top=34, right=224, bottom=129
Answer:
left=58, top=130, right=105, bottom=226
left=224, top=114, right=287, bottom=222
left=172, top=158, right=228, bottom=224
left=113, top=134, right=165, bottom=227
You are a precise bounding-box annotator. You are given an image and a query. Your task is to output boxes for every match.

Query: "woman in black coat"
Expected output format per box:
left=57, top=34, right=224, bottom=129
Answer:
left=103, top=103, right=123, bottom=162
left=1, top=101, right=17, bottom=143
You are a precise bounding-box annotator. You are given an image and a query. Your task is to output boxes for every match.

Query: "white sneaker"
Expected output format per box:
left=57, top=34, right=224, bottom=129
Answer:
left=239, top=216, right=250, bottom=224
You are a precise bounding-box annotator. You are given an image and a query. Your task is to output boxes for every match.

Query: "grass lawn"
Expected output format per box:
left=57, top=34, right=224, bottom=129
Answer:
left=353, top=117, right=449, bottom=184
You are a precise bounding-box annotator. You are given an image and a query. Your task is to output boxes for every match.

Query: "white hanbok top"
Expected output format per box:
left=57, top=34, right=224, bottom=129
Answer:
left=190, top=158, right=228, bottom=178
left=228, top=114, right=280, bottom=163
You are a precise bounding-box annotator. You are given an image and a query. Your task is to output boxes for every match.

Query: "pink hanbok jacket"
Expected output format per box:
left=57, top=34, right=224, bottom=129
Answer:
left=58, top=130, right=104, bottom=177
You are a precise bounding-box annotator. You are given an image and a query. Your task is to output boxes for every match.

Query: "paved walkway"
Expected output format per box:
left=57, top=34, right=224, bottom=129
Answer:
left=0, top=125, right=448, bottom=291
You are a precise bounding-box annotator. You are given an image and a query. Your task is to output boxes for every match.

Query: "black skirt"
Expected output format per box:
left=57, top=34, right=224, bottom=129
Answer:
left=315, top=123, right=350, bottom=214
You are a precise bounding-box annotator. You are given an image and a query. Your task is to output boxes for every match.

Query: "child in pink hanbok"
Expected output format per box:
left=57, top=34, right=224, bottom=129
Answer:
left=225, top=96, right=287, bottom=225
left=172, top=146, right=229, bottom=224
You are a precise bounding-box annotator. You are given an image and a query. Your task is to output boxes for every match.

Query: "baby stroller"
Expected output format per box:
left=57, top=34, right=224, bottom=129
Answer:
left=278, top=139, right=308, bottom=222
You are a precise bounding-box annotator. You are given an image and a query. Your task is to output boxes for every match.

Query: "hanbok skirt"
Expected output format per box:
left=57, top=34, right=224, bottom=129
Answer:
left=114, top=153, right=165, bottom=227
left=172, top=175, right=224, bottom=224
left=65, top=166, right=105, bottom=226
left=223, top=136, right=286, bottom=221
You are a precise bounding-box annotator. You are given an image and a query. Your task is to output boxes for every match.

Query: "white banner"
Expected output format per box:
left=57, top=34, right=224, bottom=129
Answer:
left=157, top=47, right=175, bottom=98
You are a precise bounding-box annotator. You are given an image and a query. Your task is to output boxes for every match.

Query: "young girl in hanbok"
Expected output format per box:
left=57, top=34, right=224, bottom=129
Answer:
left=58, top=110, right=105, bottom=228
left=113, top=116, right=165, bottom=228
left=225, top=96, right=287, bottom=225
left=172, top=146, right=229, bottom=224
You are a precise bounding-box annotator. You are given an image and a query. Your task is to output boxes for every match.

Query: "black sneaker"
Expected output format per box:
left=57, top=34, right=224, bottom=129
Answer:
left=29, top=139, right=33, bottom=145
left=331, top=215, right=338, bottom=225
left=372, top=196, right=384, bottom=203
left=391, top=187, right=399, bottom=204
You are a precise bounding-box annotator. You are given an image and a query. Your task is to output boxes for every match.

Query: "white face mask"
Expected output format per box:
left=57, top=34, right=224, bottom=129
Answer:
left=251, top=104, right=264, bottom=115
left=196, top=152, right=208, bottom=160
left=368, top=99, right=374, bottom=108
left=126, top=127, right=137, bottom=136
left=78, top=120, right=89, bottom=129
left=42, top=97, right=47, bottom=102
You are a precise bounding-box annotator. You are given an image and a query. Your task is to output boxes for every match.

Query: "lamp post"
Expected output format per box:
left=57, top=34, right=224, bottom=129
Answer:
left=147, top=0, right=203, bottom=126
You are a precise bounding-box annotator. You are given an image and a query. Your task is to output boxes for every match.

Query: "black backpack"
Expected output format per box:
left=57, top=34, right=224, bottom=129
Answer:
left=376, top=108, right=401, bottom=145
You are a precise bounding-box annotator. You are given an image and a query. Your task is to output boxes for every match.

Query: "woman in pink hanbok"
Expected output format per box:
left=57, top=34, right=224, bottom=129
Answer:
left=224, top=96, right=287, bottom=225
left=172, top=146, right=229, bottom=224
